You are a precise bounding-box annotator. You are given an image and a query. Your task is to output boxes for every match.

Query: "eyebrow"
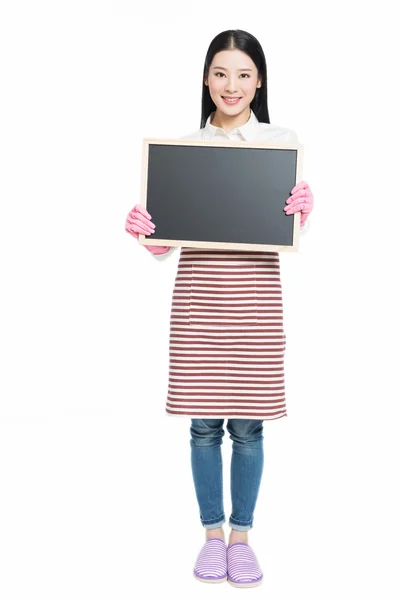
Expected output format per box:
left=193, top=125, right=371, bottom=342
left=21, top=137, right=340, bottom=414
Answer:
left=212, top=66, right=253, bottom=71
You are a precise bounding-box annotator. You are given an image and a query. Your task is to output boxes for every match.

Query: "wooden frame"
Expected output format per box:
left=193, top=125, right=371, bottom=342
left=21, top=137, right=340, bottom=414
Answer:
left=139, top=138, right=303, bottom=252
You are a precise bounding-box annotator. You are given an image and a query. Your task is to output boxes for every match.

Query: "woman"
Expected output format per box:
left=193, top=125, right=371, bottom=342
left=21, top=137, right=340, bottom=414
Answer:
left=125, top=29, right=314, bottom=587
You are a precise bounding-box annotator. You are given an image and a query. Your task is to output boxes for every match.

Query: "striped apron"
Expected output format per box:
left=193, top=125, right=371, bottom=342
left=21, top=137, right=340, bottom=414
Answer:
left=166, top=247, right=287, bottom=420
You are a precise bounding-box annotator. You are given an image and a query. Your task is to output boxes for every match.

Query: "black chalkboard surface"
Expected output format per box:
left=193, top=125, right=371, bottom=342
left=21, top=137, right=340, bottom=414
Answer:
left=138, top=138, right=303, bottom=252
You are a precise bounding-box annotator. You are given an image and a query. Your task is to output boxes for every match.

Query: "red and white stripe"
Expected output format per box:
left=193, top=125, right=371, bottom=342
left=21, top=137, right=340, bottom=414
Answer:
left=166, top=248, right=288, bottom=420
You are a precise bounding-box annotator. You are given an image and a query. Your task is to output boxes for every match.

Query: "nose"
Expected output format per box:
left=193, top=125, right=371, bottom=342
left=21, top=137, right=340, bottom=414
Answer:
left=225, top=76, right=238, bottom=94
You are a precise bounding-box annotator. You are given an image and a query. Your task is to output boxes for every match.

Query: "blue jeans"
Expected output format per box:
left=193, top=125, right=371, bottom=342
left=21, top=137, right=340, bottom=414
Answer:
left=190, top=418, right=264, bottom=532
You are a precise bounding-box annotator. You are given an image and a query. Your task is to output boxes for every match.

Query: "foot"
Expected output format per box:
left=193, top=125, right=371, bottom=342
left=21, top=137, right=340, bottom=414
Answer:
left=193, top=537, right=227, bottom=584
left=227, top=542, right=263, bottom=587
left=206, top=526, right=225, bottom=543
left=228, top=529, right=248, bottom=547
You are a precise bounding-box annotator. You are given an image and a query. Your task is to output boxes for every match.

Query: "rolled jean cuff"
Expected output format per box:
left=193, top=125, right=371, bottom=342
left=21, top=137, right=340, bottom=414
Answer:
left=229, top=517, right=253, bottom=532
left=201, top=514, right=226, bottom=529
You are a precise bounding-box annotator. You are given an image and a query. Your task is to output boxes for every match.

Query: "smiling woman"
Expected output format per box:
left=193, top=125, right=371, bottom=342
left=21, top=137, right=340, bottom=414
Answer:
left=125, top=27, right=314, bottom=588
left=203, top=48, right=263, bottom=133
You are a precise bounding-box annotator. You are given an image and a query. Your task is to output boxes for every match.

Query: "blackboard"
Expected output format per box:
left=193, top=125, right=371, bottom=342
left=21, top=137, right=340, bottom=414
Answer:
left=139, top=138, right=303, bottom=252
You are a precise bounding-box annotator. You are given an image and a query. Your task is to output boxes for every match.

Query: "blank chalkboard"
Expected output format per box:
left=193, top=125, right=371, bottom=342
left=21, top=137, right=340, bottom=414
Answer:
left=138, top=138, right=303, bottom=252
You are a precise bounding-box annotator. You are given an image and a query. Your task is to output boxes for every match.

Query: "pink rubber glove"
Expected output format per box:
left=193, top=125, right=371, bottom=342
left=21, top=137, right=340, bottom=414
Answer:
left=284, top=180, right=314, bottom=227
left=125, top=204, right=170, bottom=256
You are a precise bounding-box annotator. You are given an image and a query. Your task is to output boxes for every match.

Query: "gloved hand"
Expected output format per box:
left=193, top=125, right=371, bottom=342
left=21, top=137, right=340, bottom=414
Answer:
left=125, top=204, right=170, bottom=255
left=284, top=180, right=314, bottom=227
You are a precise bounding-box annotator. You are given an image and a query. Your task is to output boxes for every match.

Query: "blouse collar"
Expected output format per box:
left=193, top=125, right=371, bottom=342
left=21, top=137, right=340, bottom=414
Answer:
left=203, top=108, right=259, bottom=141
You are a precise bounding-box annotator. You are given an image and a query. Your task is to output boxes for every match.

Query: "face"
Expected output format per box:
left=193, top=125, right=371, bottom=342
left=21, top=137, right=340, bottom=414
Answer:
left=205, top=49, right=262, bottom=117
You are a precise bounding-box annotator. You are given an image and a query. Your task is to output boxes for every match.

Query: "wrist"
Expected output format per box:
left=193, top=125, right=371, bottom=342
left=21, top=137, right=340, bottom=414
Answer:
left=145, top=245, right=170, bottom=255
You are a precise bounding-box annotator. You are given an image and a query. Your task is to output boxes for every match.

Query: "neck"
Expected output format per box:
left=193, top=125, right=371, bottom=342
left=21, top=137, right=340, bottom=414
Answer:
left=210, top=107, right=251, bottom=134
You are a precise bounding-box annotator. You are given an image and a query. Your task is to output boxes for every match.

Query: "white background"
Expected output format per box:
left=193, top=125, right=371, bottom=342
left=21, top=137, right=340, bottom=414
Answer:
left=1, top=1, right=399, bottom=598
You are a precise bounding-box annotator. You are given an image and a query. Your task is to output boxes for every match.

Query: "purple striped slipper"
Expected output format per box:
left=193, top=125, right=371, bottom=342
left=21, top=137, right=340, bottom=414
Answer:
left=227, top=542, right=263, bottom=587
left=193, top=538, right=227, bottom=583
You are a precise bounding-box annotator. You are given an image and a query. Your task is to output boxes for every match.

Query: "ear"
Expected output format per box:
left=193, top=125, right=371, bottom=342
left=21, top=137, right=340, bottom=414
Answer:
left=204, top=77, right=208, bottom=87
left=257, top=77, right=262, bottom=89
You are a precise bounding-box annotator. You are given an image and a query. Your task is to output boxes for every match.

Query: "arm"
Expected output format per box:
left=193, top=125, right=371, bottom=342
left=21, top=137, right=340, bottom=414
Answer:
left=125, top=204, right=173, bottom=257
left=282, top=129, right=314, bottom=233
left=284, top=180, right=314, bottom=232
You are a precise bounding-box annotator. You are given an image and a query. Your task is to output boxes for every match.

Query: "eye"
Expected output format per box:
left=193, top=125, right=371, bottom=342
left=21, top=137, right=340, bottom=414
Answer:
left=215, top=72, right=250, bottom=78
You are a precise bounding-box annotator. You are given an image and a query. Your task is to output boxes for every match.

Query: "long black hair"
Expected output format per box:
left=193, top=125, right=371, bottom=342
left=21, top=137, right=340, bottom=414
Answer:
left=200, top=29, right=270, bottom=128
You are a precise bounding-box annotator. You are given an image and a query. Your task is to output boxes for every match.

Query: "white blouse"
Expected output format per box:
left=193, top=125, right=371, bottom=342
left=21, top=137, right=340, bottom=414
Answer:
left=180, top=107, right=299, bottom=144
left=154, top=109, right=309, bottom=259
